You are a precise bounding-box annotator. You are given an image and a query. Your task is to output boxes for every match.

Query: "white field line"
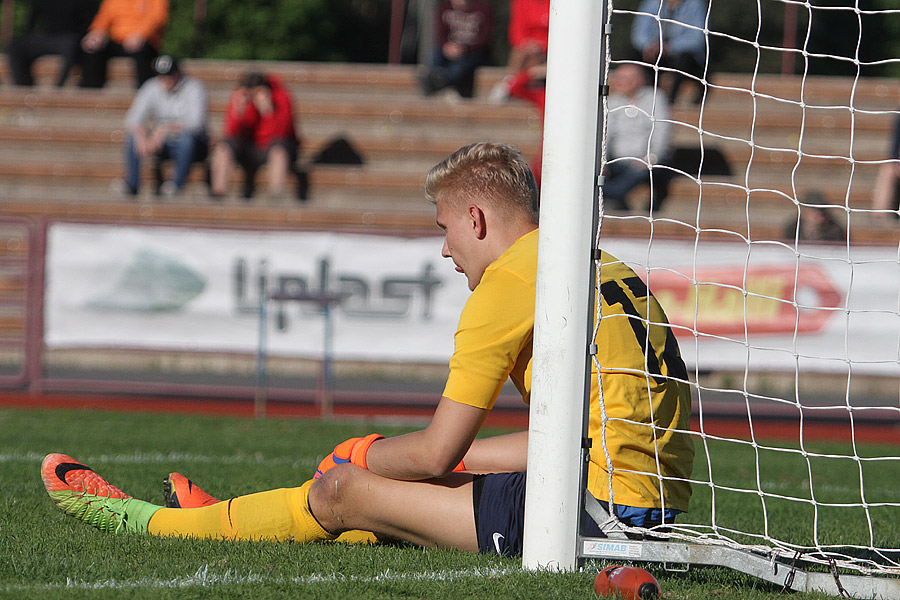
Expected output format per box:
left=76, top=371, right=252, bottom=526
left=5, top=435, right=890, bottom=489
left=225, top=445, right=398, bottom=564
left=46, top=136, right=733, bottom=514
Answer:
left=0, top=451, right=319, bottom=469
left=1, top=565, right=519, bottom=592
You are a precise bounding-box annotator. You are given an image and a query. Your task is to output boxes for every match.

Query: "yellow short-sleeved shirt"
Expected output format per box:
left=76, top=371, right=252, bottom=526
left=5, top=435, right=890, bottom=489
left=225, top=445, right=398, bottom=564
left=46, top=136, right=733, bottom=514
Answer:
left=443, top=228, right=694, bottom=511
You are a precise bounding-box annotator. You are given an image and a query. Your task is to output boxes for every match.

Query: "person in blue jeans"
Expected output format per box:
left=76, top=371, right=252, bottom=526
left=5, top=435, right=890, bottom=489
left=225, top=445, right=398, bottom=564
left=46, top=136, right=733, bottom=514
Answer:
left=121, top=55, right=208, bottom=197
left=631, top=0, right=709, bottom=104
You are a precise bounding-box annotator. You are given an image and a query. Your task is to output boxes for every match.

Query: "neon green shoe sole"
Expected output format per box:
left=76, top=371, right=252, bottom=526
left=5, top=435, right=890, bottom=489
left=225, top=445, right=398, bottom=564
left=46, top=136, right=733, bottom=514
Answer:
left=47, top=489, right=160, bottom=534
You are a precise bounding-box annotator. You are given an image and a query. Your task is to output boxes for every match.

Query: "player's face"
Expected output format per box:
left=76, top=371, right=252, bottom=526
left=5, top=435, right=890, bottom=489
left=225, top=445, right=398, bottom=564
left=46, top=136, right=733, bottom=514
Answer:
left=610, top=65, right=644, bottom=97
left=435, top=193, right=488, bottom=291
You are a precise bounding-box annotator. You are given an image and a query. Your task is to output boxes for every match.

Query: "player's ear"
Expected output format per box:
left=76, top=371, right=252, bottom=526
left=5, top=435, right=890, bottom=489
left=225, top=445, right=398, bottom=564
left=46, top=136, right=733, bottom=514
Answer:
left=469, top=205, right=487, bottom=240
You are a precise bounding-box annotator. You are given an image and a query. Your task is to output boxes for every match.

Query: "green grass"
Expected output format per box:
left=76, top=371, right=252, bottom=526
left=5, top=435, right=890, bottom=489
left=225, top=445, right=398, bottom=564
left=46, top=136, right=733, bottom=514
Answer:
left=1, top=407, right=895, bottom=599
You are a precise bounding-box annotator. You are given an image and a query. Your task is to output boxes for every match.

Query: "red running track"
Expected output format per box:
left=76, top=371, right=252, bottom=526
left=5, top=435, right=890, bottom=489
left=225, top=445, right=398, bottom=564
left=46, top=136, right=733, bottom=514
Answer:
left=2, top=390, right=899, bottom=444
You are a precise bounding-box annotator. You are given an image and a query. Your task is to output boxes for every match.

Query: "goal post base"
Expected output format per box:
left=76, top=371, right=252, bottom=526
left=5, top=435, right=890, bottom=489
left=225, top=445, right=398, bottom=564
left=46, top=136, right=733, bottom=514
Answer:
left=579, top=536, right=900, bottom=599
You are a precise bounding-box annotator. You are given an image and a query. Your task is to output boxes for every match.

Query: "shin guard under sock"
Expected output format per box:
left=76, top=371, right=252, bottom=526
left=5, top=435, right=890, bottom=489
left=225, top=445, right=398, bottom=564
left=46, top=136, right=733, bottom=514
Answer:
left=148, top=480, right=335, bottom=542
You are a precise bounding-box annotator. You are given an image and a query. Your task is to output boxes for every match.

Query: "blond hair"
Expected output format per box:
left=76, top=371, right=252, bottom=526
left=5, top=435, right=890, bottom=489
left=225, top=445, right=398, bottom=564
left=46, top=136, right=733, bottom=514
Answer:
left=424, top=142, right=539, bottom=224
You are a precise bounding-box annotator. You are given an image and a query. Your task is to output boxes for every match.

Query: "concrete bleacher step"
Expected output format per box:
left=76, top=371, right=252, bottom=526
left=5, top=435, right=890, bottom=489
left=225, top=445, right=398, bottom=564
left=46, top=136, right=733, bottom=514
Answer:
left=1, top=58, right=899, bottom=245
left=710, top=73, right=900, bottom=110
left=0, top=56, right=509, bottom=99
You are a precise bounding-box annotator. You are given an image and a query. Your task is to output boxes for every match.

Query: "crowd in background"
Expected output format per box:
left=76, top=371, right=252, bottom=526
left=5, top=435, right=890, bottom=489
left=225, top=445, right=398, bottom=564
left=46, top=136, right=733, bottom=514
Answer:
left=0, top=0, right=893, bottom=230
left=4, top=0, right=303, bottom=202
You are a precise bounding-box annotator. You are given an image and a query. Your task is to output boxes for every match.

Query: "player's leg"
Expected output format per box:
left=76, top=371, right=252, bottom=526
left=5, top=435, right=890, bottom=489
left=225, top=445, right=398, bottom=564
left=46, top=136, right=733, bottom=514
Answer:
left=79, top=44, right=110, bottom=88
left=163, top=471, right=379, bottom=545
left=872, top=162, right=899, bottom=216
left=122, top=133, right=142, bottom=195
left=148, top=480, right=334, bottom=542
left=129, top=43, right=158, bottom=88
left=7, top=34, right=38, bottom=86
left=264, top=142, right=292, bottom=198
left=167, top=131, right=203, bottom=192
left=210, top=139, right=239, bottom=197
left=43, top=453, right=476, bottom=550
left=310, top=464, right=478, bottom=552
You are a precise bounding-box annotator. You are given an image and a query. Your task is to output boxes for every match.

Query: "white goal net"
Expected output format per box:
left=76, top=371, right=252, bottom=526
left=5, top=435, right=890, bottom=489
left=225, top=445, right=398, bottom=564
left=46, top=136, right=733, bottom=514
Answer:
left=581, top=0, right=900, bottom=595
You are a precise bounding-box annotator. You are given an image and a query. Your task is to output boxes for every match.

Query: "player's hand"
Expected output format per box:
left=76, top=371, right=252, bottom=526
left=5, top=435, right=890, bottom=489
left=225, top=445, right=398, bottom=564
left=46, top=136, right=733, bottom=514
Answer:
left=251, top=88, right=274, bottom=114
left=314, top=434, right=384, bottom=478
left=81, top=30, right=107, bottom=52
left=122, top=34, right=145, bottom=53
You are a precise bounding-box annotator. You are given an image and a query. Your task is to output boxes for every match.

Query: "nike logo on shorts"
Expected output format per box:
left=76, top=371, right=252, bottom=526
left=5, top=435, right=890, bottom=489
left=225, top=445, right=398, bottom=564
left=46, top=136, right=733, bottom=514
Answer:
left=492, top=531, right=505, bottom=554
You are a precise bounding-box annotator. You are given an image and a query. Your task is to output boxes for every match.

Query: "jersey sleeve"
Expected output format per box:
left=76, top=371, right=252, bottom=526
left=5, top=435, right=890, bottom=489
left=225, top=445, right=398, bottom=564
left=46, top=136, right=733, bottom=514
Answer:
left=442, top=266, right=535, bottom=410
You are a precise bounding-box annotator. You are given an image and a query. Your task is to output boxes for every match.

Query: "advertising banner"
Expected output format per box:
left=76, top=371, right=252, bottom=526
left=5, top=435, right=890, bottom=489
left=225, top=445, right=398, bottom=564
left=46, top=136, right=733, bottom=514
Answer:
left=46, top=224, right=471, bottom=363
left=46, top=224, right=900, bottom=375
left=601, top=237, right=900, bottom=376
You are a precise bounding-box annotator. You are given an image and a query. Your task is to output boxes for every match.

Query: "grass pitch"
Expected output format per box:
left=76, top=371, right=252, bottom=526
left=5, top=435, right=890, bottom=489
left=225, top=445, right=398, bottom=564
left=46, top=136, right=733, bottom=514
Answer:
left=1, top=406, right=893, bottom=599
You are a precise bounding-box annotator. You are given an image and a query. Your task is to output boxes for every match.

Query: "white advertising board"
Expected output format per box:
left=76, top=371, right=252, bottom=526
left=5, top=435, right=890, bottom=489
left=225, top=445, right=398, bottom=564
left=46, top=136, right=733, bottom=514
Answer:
left=45, top=223, right=900, bottom=375
left=601, top=237, right=900, bottom=376
left=46, top=224, right=471, bottom=363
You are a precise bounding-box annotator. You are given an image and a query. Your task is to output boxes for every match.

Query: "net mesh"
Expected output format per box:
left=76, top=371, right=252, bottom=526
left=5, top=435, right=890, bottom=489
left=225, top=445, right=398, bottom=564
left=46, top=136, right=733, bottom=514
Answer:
left=593, top=0, right=900, bottom=577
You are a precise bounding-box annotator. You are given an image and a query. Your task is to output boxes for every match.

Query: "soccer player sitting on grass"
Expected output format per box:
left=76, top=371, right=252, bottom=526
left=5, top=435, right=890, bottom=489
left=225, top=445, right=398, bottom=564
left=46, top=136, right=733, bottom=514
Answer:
left=42, top=142, right=694, bottom=555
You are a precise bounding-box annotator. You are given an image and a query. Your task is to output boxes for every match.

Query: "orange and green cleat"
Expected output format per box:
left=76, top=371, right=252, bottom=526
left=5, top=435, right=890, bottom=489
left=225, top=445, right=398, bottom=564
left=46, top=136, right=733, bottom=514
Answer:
left=41, top=453, right=131, bottom=499
left=41, top=453, right=160, bottom=534
left=163, top=472, right=220, bottom=508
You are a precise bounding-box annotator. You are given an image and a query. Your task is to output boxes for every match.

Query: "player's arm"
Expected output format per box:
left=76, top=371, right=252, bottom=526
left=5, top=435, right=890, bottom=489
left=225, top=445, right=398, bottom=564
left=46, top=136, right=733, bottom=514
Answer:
left=363, top=396, right=488, bottom=481
left=462, top=430, right=528, bottom=473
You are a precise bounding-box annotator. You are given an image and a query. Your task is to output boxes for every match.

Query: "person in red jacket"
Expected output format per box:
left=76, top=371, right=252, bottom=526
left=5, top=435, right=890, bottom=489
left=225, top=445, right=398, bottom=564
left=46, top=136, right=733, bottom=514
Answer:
left=210, top=72, right=300, bottom=200
left=507, top=62, right=546, bottom=186
left=489, top=0, right=550, bottom=103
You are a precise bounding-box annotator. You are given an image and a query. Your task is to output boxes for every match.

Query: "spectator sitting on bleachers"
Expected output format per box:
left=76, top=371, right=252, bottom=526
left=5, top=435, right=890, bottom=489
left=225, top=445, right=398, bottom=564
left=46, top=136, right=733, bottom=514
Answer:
left=783, top=191, right=846, bottom=242
left=118, top=56, right=208, bottom=198
left=6, top=0, right=95, bottom=87
left=507, top=61, right=546, bottom=186
left=79, top=0, right=169, bottom=89
left=489, top=0, right=550, bottom=103
left=871, top=112, right=900, bottom=220
left=418, top=0, right=494, bottom=99
left=210, top=72, right=301, bottom=200
left=631, top=0, right=708, bottom=105
left=603, top=63, right=672, bottom=213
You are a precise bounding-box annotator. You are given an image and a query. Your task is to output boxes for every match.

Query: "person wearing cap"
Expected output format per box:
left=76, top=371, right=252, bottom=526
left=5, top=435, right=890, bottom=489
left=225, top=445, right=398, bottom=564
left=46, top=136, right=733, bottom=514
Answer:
left=79, top=0, right=169, bottom=88
left=119, top=55, right=208, bottom=198
left=209, top=72, right=300, bottom=200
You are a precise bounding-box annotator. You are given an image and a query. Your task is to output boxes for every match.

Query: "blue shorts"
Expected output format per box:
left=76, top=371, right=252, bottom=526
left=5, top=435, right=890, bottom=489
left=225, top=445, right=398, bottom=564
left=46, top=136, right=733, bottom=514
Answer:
left=472, top=472, right=681, bottom=556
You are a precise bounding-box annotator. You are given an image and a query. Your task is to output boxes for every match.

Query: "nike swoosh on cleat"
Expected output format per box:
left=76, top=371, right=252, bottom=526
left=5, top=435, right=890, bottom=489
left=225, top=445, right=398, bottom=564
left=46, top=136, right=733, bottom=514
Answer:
left=492, top=531, right=505, bottom=554
left=56, top=462, right=93, bottom=484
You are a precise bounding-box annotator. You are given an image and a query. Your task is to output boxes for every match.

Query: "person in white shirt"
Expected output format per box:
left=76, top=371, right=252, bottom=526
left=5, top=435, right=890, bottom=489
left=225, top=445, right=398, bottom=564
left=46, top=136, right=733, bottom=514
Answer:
left=121, top=55, right=208, bottom=197
left=604, top=63, right=672, bottom=212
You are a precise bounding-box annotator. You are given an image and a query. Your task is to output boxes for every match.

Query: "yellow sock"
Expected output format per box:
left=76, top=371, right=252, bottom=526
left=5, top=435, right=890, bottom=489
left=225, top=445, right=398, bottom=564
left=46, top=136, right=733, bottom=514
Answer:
left=147, top=480, right=335, bottom=542
left=333, top=530, right=380, bottom=545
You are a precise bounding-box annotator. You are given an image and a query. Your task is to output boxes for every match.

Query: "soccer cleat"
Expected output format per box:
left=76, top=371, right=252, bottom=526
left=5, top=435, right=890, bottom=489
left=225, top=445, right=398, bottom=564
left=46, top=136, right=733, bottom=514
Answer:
left=41, top=453, right=130, bottom=499
left=49, top=489, right=160, bottom=534
left=163, top=472, right=219, bottom=508
left=41, top=453, right=160, bottom=534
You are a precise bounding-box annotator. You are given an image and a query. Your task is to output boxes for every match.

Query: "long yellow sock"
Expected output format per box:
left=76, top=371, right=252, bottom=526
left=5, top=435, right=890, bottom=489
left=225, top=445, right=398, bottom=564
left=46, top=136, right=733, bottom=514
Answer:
left=147, top=480, right=335, bottom=542
left=333, top=530, right=380, bottom=544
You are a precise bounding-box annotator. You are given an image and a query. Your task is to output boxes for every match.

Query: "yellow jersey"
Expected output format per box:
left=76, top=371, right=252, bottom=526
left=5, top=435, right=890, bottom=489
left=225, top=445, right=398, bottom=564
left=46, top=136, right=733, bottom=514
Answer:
left=443, top=228, right=694, bottom=511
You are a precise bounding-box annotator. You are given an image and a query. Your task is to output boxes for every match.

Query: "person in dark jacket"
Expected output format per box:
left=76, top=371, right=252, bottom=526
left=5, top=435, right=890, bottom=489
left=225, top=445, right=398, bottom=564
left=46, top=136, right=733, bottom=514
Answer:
left=6, top=0, right=96, bottom=87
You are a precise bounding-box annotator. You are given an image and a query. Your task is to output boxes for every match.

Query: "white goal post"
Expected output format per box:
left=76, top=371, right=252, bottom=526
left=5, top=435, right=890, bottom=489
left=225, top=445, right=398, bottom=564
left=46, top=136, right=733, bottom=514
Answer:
left=524, top=0, right=900, bottom=597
